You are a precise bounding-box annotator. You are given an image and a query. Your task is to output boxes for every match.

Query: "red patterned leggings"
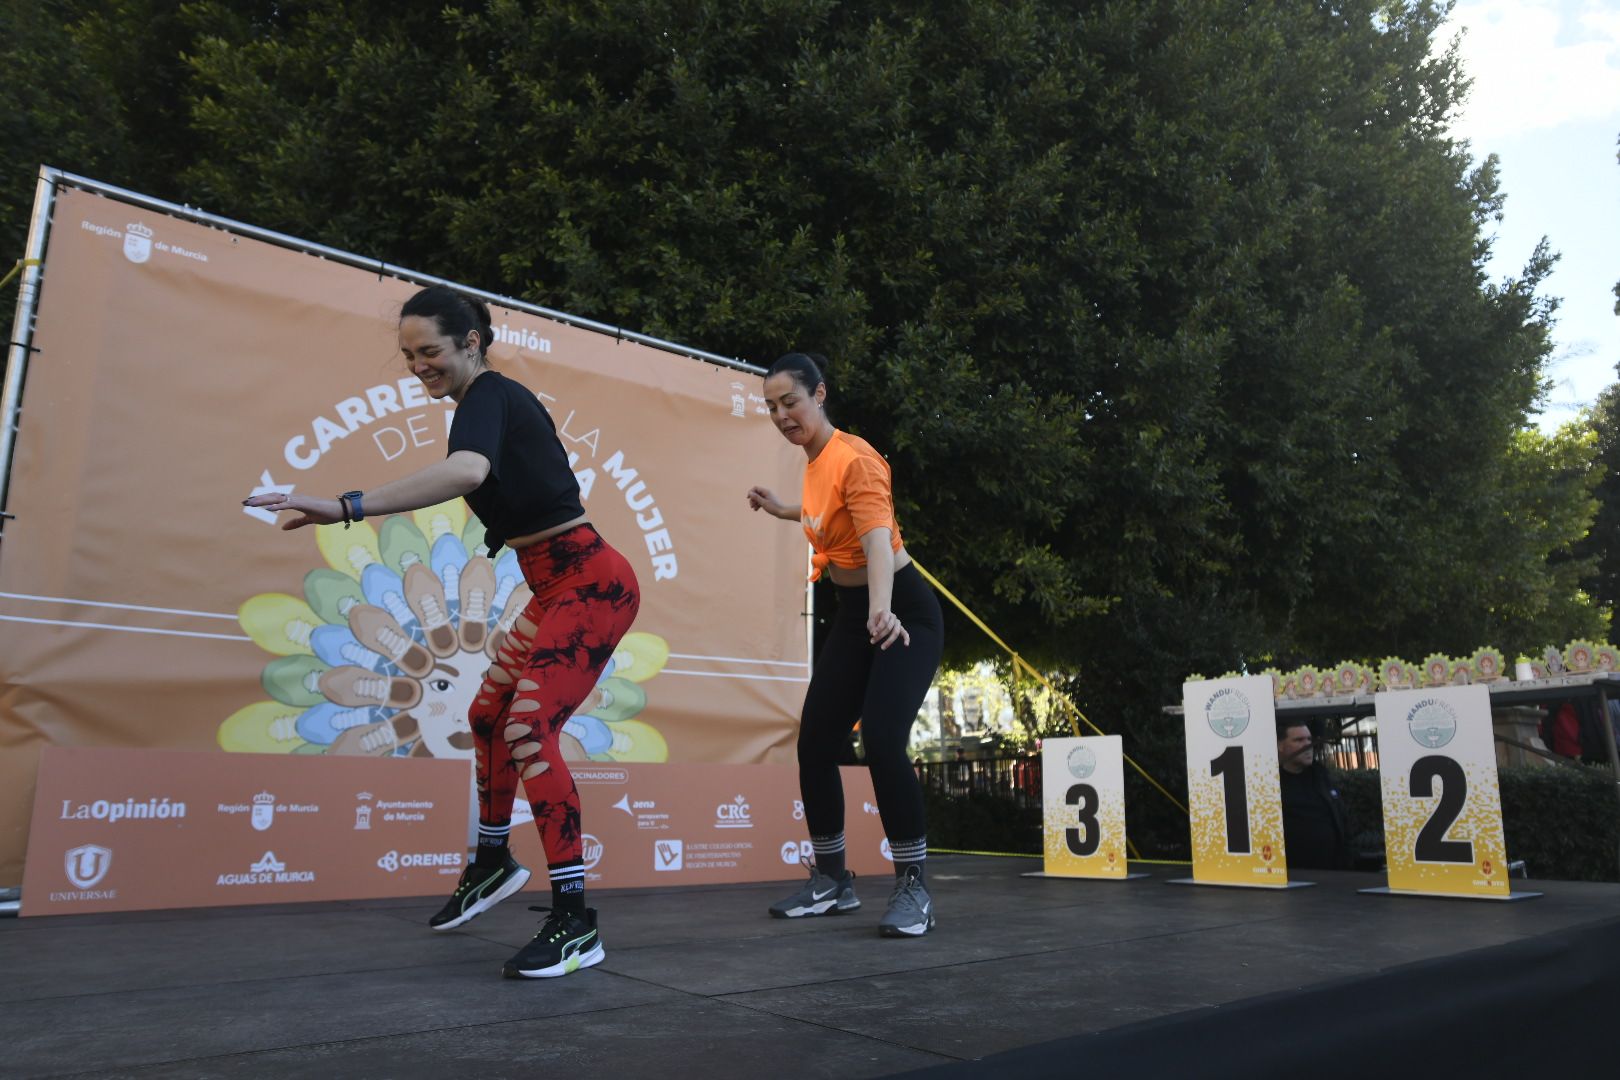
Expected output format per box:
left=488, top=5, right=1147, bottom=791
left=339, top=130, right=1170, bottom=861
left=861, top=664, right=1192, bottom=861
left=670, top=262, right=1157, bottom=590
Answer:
left=469, top=525, right=640, bottom=864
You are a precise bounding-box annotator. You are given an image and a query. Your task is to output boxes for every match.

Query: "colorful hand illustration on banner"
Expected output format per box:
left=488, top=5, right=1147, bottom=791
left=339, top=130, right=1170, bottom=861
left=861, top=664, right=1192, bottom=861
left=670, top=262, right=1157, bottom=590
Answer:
left=220, top=501, right=670, bottom=762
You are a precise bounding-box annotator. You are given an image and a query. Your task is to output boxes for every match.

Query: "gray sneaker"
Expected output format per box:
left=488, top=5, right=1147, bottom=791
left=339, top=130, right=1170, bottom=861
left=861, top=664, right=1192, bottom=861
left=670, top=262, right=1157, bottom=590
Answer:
left=768, top=859, right=860, bottom=918
left=878, top=866, right=935, bottom=937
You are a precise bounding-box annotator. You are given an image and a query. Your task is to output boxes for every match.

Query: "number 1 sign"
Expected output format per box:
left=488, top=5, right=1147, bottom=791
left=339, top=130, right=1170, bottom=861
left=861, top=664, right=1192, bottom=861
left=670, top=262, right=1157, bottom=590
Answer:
left=1178, top=677, right=1297, bottom=888
left=1366, top=686, right=1534, bottom=901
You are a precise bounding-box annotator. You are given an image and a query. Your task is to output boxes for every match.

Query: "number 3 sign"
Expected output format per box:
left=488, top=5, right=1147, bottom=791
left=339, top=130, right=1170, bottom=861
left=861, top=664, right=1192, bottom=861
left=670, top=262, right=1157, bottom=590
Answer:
left=1368, top=686, right=1533, bottom=901
left=1038, top=736, right=1130, bottom=879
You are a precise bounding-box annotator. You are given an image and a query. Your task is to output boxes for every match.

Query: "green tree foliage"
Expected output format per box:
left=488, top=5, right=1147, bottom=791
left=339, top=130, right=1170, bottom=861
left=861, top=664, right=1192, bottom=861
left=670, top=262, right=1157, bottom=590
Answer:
left=2, top=2, right=1603, bottom=739
left=1577, top=383, right=1620, bottom=615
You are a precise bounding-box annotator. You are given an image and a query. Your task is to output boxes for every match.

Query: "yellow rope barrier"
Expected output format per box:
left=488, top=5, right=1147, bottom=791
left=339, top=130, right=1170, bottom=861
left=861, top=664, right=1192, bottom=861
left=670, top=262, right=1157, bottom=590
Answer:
left=0, top=258, right=42, bottom=292
left=912, top=560, right=1192, bottom=830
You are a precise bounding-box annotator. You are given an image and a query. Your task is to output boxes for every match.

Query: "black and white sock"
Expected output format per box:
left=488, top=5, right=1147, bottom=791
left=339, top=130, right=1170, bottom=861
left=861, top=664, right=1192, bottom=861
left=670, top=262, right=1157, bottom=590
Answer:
left=890, top=837, right=927, bottom=883
left=474, top=821, right=512, bottom=867
left=550, top=859, right=586, bottom=914
left=811, top=832, right=847, bottom=880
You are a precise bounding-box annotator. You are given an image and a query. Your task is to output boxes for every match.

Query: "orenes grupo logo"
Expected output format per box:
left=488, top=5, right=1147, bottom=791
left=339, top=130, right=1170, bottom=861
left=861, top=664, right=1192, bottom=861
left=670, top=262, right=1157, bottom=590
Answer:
left=376, top=850, right=463, bottom=874
left=1406, top=699, right=1459, bottom=749
left=1204, top=687, right=1251, bottom=739
left=64, top=844, right=112, bottom=889
left=1066, top=745, right=1097, bottom=779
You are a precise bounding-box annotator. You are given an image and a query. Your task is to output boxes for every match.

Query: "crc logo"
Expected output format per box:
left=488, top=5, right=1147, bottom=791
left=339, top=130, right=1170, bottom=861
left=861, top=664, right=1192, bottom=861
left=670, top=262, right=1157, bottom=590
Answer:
left=715, top=795, right=752, bottom=829
left=780, top=840, right=812, bottom=865
left=252, top=791, right=275, bottom=832
left=582, top=834, right=603, bottom=871
left=64, top=844, right=112, bottom=889
left=654, top=839, right=683, bottom=871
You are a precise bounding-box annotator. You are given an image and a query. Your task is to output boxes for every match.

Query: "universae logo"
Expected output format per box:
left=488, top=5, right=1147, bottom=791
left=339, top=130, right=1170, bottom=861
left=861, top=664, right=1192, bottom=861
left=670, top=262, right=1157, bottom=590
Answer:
left=64, top=844, right=113, bottom=889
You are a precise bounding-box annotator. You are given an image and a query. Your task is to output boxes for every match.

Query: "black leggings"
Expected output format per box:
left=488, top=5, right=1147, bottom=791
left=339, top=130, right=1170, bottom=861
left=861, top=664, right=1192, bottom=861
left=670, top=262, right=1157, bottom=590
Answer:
left=798, top=563, right=943, bottom=843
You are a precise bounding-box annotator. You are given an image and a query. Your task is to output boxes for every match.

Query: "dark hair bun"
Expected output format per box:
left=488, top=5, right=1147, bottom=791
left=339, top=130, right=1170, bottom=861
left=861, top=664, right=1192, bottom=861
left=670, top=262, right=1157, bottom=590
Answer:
left=400, top=285, right=494, bottom=359
left=768, top=351, right=829, bottom=396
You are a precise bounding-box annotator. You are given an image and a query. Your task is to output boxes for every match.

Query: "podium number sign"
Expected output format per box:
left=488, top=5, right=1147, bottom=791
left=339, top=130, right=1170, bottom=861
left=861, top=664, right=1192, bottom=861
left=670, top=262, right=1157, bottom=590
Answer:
left=1042, top=736, right=1127, bottom=878
left=1182, top=677, right=1289, bottom=886
left=1373, top=686, right=1510, bottom=898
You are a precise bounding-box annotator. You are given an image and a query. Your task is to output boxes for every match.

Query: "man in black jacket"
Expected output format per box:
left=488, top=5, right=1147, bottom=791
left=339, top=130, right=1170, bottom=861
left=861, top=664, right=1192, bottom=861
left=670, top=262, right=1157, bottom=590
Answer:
left=1276, top=718, right=1352, bottom=871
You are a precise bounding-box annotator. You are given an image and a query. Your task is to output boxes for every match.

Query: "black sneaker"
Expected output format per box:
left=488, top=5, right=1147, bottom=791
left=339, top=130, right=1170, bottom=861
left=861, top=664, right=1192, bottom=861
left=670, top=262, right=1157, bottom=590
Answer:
left=768, top=858, right=860, bottom=918
left=428, top=854, right=531, bottom=931
left=502, top=906, right=605, bottom=979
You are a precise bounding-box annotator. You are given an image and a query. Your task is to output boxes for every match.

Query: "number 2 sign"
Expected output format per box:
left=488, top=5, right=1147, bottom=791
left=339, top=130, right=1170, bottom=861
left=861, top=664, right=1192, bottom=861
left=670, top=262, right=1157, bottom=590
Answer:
left=1370, top=686, right=1518, bottom=900
left=1180, top=677, right=1292, bottom=887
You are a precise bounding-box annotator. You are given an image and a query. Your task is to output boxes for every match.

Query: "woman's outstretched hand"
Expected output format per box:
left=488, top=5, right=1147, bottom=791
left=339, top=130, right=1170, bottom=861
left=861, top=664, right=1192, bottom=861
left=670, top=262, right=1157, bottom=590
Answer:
left=242, top=492, right=345, bottom=530
left=746, top=486, right=786, bottom=518
left=868, top=609, right=909, bottom=650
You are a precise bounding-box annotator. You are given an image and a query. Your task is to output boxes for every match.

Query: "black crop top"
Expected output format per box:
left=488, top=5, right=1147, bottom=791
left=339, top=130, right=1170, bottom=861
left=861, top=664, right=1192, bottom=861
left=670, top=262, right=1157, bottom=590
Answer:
left=447, top=370, right=584, bottom=553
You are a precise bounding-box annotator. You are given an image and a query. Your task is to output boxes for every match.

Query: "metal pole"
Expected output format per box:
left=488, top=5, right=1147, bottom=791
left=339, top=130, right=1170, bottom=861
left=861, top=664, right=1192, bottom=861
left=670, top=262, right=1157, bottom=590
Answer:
left=41, top=169, right=765, bottom=377
left=1596, top=681, right=1620, bottom=881
left=0, top=168, right=57, bottom=523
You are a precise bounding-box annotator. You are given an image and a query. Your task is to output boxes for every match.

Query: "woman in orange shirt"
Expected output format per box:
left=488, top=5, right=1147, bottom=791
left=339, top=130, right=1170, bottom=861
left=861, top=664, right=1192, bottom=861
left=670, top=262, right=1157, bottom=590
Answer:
left=747, top=353, right=944, bottom=937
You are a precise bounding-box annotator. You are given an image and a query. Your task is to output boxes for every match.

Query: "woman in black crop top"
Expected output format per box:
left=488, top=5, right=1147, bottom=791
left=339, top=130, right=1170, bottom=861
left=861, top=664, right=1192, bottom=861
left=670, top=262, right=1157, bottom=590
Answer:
left=245, top=285, right=639, bottom=980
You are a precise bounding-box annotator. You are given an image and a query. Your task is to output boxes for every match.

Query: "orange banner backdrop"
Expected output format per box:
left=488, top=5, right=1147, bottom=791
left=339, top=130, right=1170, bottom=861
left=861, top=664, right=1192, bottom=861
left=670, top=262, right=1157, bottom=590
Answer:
left=0, top=183, right=810, bottom=885
left=22, top=749, right=890, bottom=915
left=23, top=747, right=472, bottom=915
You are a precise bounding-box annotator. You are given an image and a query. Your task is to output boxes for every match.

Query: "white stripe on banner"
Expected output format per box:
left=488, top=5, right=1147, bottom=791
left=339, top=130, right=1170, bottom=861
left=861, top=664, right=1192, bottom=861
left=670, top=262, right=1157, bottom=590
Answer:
left=0, top=610, right=809, bottom=672
left=0, top=591, right=240, bottom=620
left=667, top=651, right=810, bottom=668
left=0, top=614, right=252, bottom=642
left=660, top=668, right=810, bottom=684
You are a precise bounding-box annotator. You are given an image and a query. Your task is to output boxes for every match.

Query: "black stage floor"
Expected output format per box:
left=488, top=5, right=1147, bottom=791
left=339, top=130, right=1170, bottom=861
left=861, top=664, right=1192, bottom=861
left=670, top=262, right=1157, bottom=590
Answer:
left=3, top=855, right=1617, bottom=1078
